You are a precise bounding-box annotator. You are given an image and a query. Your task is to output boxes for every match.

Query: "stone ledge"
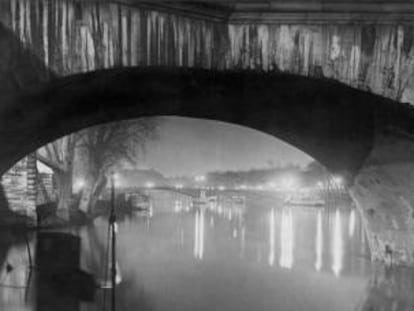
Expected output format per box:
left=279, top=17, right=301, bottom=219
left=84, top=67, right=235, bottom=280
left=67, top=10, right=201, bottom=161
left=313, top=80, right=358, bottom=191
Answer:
left=230, top=12, right=414, bottom=24
left=120, top=1, right=414, bottom=24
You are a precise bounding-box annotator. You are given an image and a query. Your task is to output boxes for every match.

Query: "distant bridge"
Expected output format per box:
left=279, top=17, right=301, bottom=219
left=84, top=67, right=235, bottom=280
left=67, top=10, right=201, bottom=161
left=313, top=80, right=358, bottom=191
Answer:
left=123, top=187, right=208, bottom=199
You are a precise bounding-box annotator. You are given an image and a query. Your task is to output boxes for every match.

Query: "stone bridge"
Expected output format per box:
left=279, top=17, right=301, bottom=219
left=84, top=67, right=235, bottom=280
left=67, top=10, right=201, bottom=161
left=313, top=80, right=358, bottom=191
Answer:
left=1, top=0, right=414, bottom=265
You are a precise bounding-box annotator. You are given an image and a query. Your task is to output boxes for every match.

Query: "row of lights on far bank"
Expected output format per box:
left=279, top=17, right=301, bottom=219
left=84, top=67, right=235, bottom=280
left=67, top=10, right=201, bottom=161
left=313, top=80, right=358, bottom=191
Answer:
left=191, top=175, right=344, bottom=192
left=72, top=174, right=344, bottom=192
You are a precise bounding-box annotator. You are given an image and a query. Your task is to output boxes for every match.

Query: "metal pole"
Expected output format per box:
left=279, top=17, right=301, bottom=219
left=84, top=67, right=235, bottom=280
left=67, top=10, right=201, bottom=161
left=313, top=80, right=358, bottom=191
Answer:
left=23, top=231, right=33, bottom=269
left=110, top=173, right=116, bottom=311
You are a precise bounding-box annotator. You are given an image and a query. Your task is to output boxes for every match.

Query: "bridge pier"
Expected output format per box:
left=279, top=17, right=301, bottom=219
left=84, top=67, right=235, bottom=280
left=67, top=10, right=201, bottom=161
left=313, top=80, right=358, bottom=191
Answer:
left=350, top=132, right=414, bottom=266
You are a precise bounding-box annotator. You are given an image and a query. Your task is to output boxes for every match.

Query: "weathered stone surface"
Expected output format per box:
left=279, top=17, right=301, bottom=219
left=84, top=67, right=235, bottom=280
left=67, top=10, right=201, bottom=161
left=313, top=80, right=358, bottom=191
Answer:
left=0, top=0, right=227, bottom=74
left=226, top=24, right=414, bottom=103
left=1, top=153, right=36, bottom=218
left=351, top=132, right=414, bottom=266
left=2, top=0, right=414, bottom=105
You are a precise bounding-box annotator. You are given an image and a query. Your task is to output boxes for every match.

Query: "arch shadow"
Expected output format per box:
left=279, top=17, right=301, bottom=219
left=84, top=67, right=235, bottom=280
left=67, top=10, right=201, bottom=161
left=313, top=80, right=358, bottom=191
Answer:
left=2, top=66, right=414, bottom=178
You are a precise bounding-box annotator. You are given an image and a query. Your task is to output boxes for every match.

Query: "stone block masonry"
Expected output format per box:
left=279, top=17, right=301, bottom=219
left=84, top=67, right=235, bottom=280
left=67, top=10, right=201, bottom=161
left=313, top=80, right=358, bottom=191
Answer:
left=1, top=154, right=37, bottom=218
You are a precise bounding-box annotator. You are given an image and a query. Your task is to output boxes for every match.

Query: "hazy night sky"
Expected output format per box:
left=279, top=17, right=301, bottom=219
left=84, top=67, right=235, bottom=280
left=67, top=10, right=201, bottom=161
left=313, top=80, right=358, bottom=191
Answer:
left=137, top=117, right=313, bottom=177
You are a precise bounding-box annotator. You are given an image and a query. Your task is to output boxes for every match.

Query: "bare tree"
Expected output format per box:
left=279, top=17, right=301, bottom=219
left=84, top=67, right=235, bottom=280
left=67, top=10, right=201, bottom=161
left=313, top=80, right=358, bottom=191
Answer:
left=37, top=134, right=78, bottom=212
left=77, top=118, right=158, bottom=214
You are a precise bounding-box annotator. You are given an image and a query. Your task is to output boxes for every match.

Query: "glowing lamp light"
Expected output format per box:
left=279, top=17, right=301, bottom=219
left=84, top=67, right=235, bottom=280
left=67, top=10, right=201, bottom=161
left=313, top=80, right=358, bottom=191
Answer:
left=112, top=173, right=122, bottom=187
left=195, top=175, right=206, bottom=182
left=145, top=182, right=155, bottom=188
left=175, top=184, right=184, bottom=189
left=218, top=185, right=226, bottom=191
left=74, top=178, right=86, bottom=192
left=332, top=176, right=344, bottom=187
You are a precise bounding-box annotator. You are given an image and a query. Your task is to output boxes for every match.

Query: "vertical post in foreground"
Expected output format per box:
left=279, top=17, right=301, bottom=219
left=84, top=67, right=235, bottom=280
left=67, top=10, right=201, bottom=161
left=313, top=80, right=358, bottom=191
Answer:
left=110, top=173, right=117, bottom=311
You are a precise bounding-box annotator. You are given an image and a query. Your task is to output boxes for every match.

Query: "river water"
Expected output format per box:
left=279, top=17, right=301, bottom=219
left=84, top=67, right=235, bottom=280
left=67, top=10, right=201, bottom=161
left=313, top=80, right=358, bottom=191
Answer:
left=0, top=190, right=413, bottom=311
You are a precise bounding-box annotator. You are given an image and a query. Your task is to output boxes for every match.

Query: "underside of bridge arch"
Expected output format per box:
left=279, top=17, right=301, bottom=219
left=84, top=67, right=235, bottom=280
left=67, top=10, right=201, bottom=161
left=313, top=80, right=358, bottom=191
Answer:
left=2, top=66, right=414, bottom=265
left=0, top=66, right=394, bottom=176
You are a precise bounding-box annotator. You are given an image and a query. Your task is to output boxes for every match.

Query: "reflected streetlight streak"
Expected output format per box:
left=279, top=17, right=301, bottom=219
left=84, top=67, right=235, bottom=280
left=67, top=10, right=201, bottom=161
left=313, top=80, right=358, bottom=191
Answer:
left=180, top=229, right=184, bottom=246
left=241, top=227, right=246, bottom=257
left=233, top=228, right=238, bottom=238
left=194, top=211, right=199, bottom=258
left=194, top=210, right=205, bottom=260
left=315, top=210, right=323, bottom=271
left=279, top=208, right=294, bottom=269
left=268, top=208, right=275, bottom=266
left=200, top=211, right=205, bottom=259
left=349, top=209, right=356, bottom=237
left=174, top=200, right=182, bottom=213
left=332, top=209, right=343, bottom=276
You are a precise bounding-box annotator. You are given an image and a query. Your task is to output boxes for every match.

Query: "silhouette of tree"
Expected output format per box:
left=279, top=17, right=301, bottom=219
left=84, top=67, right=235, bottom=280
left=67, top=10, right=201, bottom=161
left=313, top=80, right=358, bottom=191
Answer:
left=37, top=134, right=78, bottom=212
left=77, top=119, right=158, bottom=214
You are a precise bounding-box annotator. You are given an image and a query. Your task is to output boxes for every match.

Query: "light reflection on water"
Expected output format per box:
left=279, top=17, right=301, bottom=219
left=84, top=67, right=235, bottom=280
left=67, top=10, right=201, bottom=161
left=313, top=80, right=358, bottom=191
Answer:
left=268, top=208, right=275, bottom=266
left=332, top=209, right=343, bottom=277
left=349, top=209, right=356, bottom=238
left=0, top=192, right=414, bottom=310
left=279, top=207, right=294, bottom=269
left=315, top=210, right=323, bottom=271
left=194, top=209, right=204, bottom=260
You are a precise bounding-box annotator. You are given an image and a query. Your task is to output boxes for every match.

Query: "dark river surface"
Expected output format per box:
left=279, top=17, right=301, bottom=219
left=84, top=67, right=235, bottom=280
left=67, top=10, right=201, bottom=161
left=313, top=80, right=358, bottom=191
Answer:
left=0, top=190, right=414, bottom=311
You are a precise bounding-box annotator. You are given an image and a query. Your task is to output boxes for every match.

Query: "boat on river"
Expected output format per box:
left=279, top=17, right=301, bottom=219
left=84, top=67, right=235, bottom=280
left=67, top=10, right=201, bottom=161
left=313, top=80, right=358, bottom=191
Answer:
left=284, top=193, right=325, bottom=207
left=128, top=193, right=152, bottom=216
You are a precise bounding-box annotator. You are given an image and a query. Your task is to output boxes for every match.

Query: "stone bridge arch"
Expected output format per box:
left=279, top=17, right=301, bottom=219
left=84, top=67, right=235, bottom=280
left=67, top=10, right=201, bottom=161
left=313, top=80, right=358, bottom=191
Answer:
left=2, top=65, right=414, bottom=267
left=1, top=0, right=414, bottom=266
